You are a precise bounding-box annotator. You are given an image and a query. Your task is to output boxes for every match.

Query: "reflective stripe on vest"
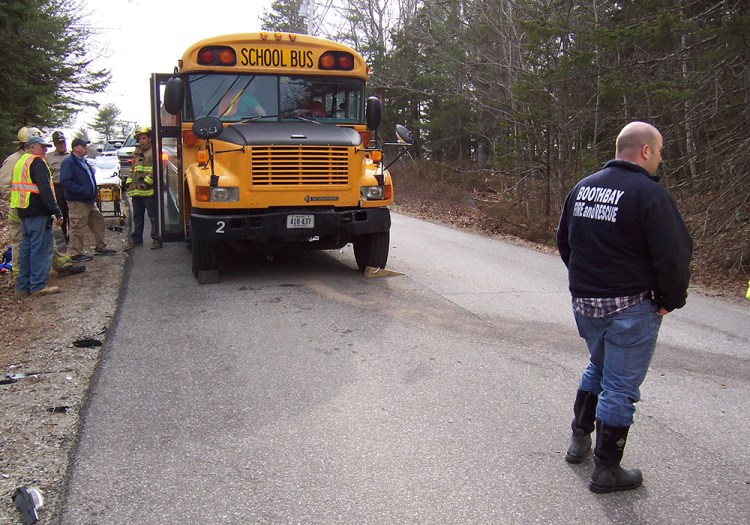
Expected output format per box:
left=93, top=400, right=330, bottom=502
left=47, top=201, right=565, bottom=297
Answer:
left=128, top=148, right=155, bottom=197
left=218, top=87, right=243, bottom=117
left=10, top=154, right=44, bottom=209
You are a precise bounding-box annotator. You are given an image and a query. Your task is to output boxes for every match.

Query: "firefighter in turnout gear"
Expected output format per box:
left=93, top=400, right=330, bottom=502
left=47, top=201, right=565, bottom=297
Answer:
left=125, top=126, right=160, bottom=249
left=0, top=126, right=85, bottom=278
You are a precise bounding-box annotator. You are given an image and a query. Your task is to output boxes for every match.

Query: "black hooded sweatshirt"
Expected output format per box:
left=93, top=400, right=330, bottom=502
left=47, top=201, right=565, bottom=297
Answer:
left=556, top=160, right=693, bottom=312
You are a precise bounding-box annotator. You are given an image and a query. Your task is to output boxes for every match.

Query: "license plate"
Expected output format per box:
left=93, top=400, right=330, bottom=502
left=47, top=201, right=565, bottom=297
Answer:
left=287, top=214, right=314, bottom=229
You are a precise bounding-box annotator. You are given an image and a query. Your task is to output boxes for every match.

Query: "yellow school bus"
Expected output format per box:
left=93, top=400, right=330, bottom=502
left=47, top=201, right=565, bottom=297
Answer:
left=151, top=32, right=413, bottom=282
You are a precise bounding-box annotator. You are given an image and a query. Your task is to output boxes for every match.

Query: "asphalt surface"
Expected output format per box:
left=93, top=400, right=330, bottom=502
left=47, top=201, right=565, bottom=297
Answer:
left=60, top=213, right=750, bottom=524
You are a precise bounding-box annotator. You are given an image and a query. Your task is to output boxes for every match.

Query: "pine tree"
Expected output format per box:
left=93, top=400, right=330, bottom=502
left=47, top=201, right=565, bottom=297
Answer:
left=261, top=0, right=307, bottom=33
left=0, top=0, right=110, bottom=155
left=90, top=104, right=121, bottom=142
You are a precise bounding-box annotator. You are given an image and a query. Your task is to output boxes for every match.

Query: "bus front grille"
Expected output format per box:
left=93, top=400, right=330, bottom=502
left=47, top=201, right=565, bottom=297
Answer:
left=250, top=146, right=350, bottom=186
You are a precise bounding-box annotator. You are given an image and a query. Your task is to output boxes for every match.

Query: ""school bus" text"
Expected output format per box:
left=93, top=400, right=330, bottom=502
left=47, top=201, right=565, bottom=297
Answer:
left=239, top=48, right=315, bottom=68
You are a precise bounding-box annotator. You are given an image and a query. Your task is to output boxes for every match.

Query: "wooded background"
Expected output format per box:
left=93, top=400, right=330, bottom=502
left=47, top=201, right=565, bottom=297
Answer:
left=2, top=0, right=747, bottom=289
left=265, top=0, right=749, bottom=288
left=0, top=0, right=109, bottom=144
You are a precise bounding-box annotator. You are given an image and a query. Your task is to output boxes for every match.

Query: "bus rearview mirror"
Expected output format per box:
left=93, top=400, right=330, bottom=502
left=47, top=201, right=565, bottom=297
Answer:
left=164, top=77, right=185, bottom=115
left=192, top=117, right=223, bottom=140
left=366, top=96, right=382, bottom=131
left=396, top=124, right=415, bottom=145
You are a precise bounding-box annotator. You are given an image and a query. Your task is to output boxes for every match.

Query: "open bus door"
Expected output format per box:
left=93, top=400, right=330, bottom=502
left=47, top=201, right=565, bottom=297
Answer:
left=150, top=73, right=184, bottom=242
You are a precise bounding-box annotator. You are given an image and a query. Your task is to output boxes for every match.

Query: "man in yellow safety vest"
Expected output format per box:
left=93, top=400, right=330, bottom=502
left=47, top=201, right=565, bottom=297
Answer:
left=1, top=126, right=85, bottom=278
left=11, top=136, right=64, bottom=296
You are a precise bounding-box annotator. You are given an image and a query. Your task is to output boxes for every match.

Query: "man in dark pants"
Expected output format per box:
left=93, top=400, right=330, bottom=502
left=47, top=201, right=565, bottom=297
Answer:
left=124, top=127, right=160, bottom=249
left=556, top=121, right=693, bottom=493
left=45, top=131, right=70, bottom=242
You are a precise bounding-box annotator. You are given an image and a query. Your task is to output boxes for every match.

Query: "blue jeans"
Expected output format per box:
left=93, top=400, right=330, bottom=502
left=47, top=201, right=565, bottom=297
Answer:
left=130, top=196, right=158, bottom=243
left=17, top=215, right=54, bottom=293
left=574, top=300, right=663, bottom=427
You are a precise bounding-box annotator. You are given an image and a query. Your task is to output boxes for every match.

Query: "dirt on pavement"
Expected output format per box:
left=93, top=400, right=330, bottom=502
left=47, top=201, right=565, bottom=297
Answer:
left=0, top=196, right=745, bottom=524
left=0, top=198, right=128, bottom=524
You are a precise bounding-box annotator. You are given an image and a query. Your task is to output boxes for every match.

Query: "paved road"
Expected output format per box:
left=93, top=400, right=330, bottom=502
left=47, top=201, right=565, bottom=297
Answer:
left=61, top=213, right=749, bottom=524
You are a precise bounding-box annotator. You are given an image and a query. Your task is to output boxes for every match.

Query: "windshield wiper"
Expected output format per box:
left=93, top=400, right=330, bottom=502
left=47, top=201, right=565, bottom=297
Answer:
left=239, top=115, right=277, bottom=123
left=237, top=113, right=320, bottom=124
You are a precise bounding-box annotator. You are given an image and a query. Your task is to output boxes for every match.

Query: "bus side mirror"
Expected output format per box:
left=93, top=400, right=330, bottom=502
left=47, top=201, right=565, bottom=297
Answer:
left=164, top=77, right=184, bottom=115
left=192, top=117, right=223, bottom=140
left=381, top=124, right=416, bottom=172
left=366, top=96, right=382, bottom=131
left=396, top=124, right=415, bottom=145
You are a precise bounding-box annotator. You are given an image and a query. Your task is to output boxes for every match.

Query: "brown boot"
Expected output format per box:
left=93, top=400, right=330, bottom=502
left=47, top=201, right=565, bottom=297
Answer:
left=31, top=285, right=60, bottom=296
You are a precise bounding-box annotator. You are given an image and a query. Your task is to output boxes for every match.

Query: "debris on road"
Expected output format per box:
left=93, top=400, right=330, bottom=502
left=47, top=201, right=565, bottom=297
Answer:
left=12, top=486, right=44, bottom=525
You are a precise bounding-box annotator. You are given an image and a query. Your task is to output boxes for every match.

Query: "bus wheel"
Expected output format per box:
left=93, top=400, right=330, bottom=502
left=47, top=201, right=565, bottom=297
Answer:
left=191, top=227, right=218, bottom=283
left=353, top=231, right=389, bottom=272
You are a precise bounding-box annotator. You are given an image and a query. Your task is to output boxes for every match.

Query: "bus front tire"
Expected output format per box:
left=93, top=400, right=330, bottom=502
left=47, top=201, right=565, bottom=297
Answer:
left=353, top=231, right=389, bottom=272
left=191, top=229, right=217, bottom=280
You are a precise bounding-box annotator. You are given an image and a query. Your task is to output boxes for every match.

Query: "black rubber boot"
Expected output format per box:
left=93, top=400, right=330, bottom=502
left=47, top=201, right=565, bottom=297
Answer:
left=589, top=420, right=643, bottom=493
left=565, top=390, right=598, bottom=464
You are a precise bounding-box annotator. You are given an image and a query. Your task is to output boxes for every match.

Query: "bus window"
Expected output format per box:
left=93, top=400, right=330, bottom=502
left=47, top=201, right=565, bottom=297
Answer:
left=279, top=76, right=364, bottom=123
left=184, top=73, right=364, bottom=124
left=185, top=74, right=276, bottom=122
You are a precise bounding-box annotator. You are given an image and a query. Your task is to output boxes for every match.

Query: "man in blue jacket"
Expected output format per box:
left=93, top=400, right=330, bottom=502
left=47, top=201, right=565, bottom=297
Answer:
left=557, top=121, right=693, bottom=493
left=60, top=138, right=116, bottom=262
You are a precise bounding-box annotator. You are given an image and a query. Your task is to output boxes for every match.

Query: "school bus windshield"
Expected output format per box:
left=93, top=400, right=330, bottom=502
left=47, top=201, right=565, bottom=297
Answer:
left=184, top=73, right=365, bottom=124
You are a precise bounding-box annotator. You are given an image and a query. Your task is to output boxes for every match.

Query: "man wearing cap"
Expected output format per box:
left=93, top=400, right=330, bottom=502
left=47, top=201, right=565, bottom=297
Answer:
left=46, top=131, right=71, bottom=242
left=60, top=138, right=117, bottom=262
left=1, top=126, right=84, bottom=278
left=11, top=136, right=64, bottom=296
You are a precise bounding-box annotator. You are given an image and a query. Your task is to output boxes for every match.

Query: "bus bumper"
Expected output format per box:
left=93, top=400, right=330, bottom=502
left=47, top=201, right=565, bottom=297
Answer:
left=190, top=207, right=390, bottom=245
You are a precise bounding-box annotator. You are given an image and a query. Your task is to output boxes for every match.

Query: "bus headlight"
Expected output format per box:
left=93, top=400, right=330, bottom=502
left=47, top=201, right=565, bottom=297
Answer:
left=210, top=187, right=239, bottom=202
left=361, top=186, right=384, bottom=200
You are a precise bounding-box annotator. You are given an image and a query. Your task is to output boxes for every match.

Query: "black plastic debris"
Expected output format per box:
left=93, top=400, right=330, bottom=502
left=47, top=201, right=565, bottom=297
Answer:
left=13, top=486, right=44, bottom=525
left=47, top=406, right=70, bottom=414
left=72, top=338, right=102, bottom=348
left=107, top=225, right=124, bottom=232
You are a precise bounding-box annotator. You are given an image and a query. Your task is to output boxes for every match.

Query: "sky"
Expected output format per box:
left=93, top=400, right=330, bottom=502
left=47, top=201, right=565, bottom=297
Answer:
left=73, top=0, right=275, bottom=139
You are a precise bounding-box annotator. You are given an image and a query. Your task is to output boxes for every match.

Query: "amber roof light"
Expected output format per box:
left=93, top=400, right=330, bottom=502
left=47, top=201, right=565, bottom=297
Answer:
left=197, top=46, right=236, bottom=66
left=319, top=51, right=355, bottom=71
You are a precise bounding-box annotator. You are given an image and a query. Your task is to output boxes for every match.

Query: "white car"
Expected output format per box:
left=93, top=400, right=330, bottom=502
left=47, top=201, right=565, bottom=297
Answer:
left=116, top=134, right=137, bottom=169
left=100, top=138, right=125, bottom=157
left=86, top=138, right=125, bottom=170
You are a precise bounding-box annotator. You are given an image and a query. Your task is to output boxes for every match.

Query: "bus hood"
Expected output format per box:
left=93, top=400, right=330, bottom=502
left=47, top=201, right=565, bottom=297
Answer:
left=216, top=122, right=362, bottom=147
